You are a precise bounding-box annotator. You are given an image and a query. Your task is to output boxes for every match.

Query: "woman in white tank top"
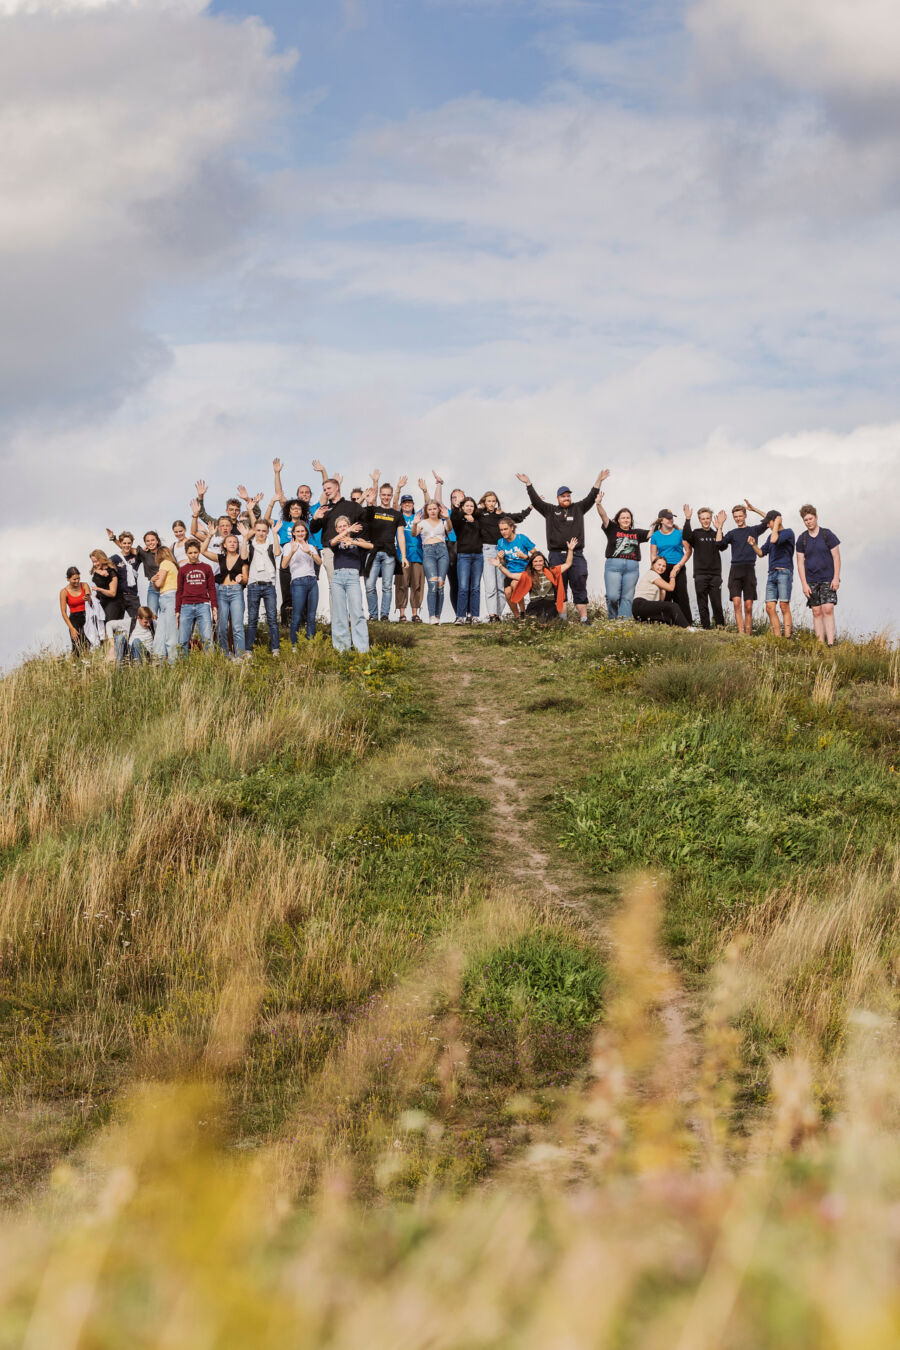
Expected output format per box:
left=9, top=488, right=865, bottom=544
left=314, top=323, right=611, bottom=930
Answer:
left=412, top=500, right=451, bottom=624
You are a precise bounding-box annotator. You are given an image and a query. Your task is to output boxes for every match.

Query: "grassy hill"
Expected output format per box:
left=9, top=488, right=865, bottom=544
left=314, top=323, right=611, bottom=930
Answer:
left=1, top=621, right=899, bottom=1346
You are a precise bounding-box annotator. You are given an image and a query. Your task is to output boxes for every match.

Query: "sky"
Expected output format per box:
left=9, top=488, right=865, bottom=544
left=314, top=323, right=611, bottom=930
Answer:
left=2, top=0, right=899, bottom=662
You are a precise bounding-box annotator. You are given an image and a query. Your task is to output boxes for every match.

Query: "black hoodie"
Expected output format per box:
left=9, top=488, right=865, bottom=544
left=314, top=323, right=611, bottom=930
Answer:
left=526, top=484, right=598, bottom=551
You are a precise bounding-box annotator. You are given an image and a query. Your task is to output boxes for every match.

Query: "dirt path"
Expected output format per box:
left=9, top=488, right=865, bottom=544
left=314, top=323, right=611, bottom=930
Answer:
left=415, top=626, right=698, bottom=1099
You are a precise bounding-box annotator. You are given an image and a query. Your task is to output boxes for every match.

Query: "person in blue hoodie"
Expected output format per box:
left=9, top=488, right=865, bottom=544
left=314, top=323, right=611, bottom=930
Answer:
left=393, top=489, right=424, bottom=622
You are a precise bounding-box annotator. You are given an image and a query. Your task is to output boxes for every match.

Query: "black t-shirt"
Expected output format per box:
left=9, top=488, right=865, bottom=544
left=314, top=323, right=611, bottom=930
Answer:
left=318, top=498, right=366, bottom=547
left=364, top=505, right=404, bottom=553
left=603, top=522, right=649, bottom=561
left=450, top=510, right=483, bottom=554
left=92, top=568, right=125, bottom=620
left=332, top=542, right=364, bottom=572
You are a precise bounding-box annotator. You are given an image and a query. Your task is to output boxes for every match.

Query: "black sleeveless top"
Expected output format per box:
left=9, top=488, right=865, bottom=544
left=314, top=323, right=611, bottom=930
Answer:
left=217, top=553, right=245, bottom=584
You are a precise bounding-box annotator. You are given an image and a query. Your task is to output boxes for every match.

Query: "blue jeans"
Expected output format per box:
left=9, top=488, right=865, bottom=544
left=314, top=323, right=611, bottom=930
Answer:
left=482, top=544, right=504, bottom=617
left=216, top=584, right=246, bottom=655
left=765, top=569, right=793, bottom=603
left=178, top=603, right=213, bottom=655
left=365, top=551, right=396, bottom=620
left=114, top=634, right=150, bottom=666
left=604, top=558, right=640, bottom=619
left=146, top=581, right=160, bottom=616
left=246, top=581, right=279, bottom=652
left=456, top=552, right=483, bottom=619
left=290, top=575, right=319, bottom=642
left=423, top=542, right=450, bottom=619
left=330, top=567, right=369, bottom=652
left=152, top=590, right=178, bottom=663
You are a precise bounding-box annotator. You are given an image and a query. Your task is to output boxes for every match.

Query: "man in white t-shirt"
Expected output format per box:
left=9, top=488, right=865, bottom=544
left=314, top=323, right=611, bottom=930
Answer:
left=245, top=519, right=281, bottom=655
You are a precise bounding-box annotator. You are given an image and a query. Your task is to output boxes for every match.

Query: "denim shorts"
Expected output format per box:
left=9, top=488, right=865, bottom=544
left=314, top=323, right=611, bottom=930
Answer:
left=765, top=569, right=793, bottom=603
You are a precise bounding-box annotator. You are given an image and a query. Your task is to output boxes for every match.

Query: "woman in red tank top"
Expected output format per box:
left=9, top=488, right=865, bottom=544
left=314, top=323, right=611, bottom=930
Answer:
left=60, top=566, right=90, bottom=653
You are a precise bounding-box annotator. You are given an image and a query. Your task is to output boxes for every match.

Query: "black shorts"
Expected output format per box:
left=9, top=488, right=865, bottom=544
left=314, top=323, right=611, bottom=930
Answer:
left=549, top=550, right=588, bottom=606
left=728, top=564, right=757, bottom=601
left=807, top=581, right=838, bottom=608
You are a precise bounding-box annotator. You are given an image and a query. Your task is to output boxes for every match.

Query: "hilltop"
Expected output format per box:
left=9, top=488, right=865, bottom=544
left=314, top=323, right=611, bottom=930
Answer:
left=1, top=621, right=899, bottom=1345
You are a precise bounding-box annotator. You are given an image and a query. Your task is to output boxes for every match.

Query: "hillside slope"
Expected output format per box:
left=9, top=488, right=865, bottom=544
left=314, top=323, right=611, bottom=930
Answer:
left=2, top=623, right=899, bottom=1345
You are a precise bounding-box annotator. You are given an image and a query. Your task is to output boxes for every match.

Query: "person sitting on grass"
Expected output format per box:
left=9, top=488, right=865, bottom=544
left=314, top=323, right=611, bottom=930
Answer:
left=493, top=515, right=535, bottom=618
left=748, top=510, right=795, bottom=638
left=632, top=557, right=694, bottom=627
left=495, top=539, right=577, bottom=620
left=796, top=504, right=841, bottom=647
left=175, top=539, right=217, bottom=656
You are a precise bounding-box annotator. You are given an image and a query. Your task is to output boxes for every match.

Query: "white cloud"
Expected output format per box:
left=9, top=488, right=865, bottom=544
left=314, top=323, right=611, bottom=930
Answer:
left=0, top=4, right=292, bottom=425
left=688, top=0, right=900, bottom=103
left=0, top=0, right=206, bottom=12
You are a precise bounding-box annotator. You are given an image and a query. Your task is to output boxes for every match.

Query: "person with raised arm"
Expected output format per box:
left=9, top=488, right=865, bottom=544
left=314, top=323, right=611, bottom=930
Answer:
left=515, top=469, right=609, bottom=623
left=280, top=521, right=322, bottom=647
left=796, top=505, right=841, bottom=646
left=649, top=509, right=692, bottom=623
left=717, top=502, right=758, bottom=635
left=89, top=549, right=128, bottom=658
left=244, top=517, right=282, bottom=657
left=273, top=458, right=312, bottom=524
left=311, top=466, right=364, bottom=598
left=595, top=492, right=651, bottom=620
left=747, top=506, right=795, bottom=638
left=394, top=486, right=425, bottom=622
left=494, top=540, right=577, bottom=620
left=329, top=515, right=372, bottom=652
left=446, top=486, right=466, bottom=617
left=412, top=489, right=451, bottom=625
left=363, top=469, right=407, bottom=622
left=105, top=530, right=141, bottom=620
left=682, top=506, right=728, bottom=630
left=449, top=493, right=483, bottom=623
left=632, top=557, right=693, bottom=628
left=475, top=489, right=532, bottom=622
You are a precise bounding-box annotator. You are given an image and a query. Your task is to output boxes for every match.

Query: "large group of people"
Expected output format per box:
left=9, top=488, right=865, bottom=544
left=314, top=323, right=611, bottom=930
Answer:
left=60, top=459, right=843, bottom=662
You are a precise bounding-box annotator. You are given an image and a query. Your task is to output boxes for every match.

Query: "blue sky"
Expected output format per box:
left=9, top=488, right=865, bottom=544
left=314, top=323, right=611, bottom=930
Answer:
left=1, top=0, right=899, bottom=658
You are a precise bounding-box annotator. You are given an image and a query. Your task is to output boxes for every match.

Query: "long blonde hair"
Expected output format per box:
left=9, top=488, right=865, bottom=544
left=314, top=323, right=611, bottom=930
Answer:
left=89, top=549, right=116, bottom=572
left=478, top=491, right=501, bottom=512
left=155, top=546, right=177, bottom=567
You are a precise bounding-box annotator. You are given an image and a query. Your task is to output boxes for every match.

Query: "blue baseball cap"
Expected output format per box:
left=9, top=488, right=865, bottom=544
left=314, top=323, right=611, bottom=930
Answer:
left=400, top=494, right=414, bottom=504
left=557, top=485, right=572, bottom=495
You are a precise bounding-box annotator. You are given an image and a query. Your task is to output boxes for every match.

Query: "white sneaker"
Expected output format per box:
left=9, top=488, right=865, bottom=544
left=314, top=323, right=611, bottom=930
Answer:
left=686, top=626, right=697, bottom=632
left=431, top=615, right=440, bottom=625
left=271, top=649, right=280, bottom=657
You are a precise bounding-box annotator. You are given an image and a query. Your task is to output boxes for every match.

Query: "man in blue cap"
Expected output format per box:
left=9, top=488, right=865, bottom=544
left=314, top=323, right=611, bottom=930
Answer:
left=516, top=468, right=609, bottom=622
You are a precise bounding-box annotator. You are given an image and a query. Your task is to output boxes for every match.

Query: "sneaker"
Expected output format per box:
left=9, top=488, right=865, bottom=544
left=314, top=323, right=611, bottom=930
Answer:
left=686, top=626, right=698, bottom=632
left=580, top=618, right=590, bottom=626
left=489, top=615, right=500, bottom=623
left=454, top=617, right=466, bottom=626
left=290, top=645, right=297, bottom=654
left=430, top=616, right=440, bottom=625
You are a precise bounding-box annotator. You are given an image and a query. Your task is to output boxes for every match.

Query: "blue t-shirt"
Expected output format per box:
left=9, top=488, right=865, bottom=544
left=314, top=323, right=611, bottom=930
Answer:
left=722, top=526, right=757, bottom=566
left=497, top=533, right=535, bottom=574
left=797, top=527, right=840, bottom=585
left=276, top=519, right=295, bottom=547
left=650, top=528, right=684, bottom=566
left=398, top=515, right=423, bottom=565
left=760, top=527, right=795, bottom=573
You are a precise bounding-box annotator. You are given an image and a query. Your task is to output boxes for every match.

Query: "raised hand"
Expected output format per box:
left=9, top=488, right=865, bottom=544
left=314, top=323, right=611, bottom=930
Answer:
left=397, top=474, right=408, bottom=489
left=189, top=498, right=201, bottom=516
left=714, top=510, right=727, bottom=529
left=273, top=457, right=283, bottom=473
left=334, top=472, right=343, bottom=487
left=195, top=479, right=208, bottom=497
left=683, top=503, right=691, bottom=518
left=599, top=468, right=610, bottom=482
left=237, top=484, right=249, bottom=500
left=251, top=492, right=264, bottom=506
left=597, top=491, right=604, bottom=505
left=567, top=537, right=578, bottom=549
left=105, top=527, right=116, bottom=540
left=515, top=472, right=531, bottom=485
left=371, top=467, right=380, bottom=481
left=311, top=459, right=325, bottom=474
left=432, top=469, right=444, bottom=485
left=417, top=477, right=428, bottom=493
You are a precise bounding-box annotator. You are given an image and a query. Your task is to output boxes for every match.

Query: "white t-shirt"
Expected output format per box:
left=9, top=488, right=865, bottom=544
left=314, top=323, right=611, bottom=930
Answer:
left=247, top=542, right=278, bottom=585
left=635, top=570, right=665, bottom=603
left=288, top=545, right=316, bottom=580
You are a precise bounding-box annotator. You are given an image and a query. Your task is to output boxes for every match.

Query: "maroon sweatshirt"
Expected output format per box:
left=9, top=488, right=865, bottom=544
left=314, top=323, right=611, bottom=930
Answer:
left=175, top=560, right=216, bottom=614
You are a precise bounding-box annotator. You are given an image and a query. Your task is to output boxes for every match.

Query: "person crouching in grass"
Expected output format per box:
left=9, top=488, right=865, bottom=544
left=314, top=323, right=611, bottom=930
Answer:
left=493, top=515, right=535, bottom=618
